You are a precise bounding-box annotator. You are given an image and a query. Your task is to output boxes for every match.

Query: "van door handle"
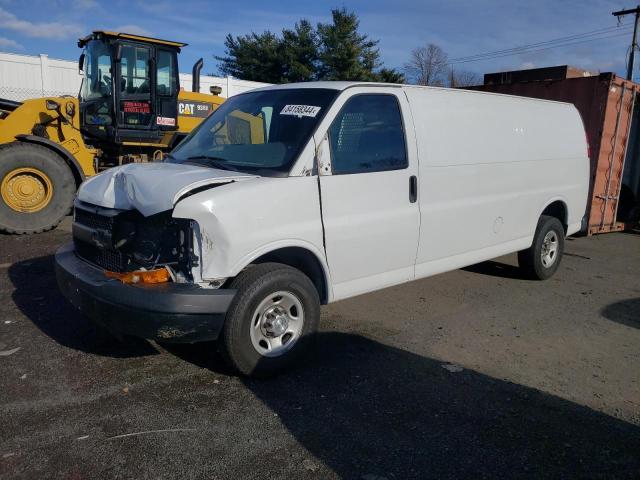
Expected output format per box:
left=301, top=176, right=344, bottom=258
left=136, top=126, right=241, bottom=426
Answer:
left=409, top=175, right=418, bottom=203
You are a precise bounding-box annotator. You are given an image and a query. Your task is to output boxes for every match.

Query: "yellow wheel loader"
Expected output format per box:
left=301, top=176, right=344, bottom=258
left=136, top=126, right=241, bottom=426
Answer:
left=0, top=31, right=225, bottom=234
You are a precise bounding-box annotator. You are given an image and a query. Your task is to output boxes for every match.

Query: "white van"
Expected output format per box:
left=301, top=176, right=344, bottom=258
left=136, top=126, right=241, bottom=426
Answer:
left=55, top=82, right=589, bottom=376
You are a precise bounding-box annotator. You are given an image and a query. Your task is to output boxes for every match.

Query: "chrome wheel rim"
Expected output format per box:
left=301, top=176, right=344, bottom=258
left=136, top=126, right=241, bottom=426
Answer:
left=541, top=230, right=559, bottom=268
left=250, top=291, right=305, bottom=357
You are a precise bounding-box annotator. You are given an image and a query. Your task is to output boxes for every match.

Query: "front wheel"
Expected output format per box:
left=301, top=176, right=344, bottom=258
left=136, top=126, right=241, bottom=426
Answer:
left=219, top=263, right=320, bottom=377
left=518, top=215, right=565, bottom=280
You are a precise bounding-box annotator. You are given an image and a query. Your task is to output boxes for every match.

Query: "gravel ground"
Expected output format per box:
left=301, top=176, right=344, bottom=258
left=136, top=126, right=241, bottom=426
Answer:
left=1, top=218, right=639, bottom=479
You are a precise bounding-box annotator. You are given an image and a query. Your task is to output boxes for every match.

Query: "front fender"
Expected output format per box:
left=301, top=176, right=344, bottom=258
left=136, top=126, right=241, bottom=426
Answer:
left=172, top=175, right=328, bottom=291
left=228, top=239, right=333, bottom=300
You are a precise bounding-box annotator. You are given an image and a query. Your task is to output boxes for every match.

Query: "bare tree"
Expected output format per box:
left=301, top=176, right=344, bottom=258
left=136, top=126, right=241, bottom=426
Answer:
left=404, top=43, right=448, bottom=86
left=447, top=68, right=482, bottom=88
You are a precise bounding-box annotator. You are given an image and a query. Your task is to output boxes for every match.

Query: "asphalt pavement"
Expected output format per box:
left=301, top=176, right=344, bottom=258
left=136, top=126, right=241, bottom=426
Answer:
left=1, top=218, right=639, bottom=479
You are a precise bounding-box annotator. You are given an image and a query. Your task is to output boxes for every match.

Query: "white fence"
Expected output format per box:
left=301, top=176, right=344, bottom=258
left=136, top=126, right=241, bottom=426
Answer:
left=0, top=51, right=270, bottom=102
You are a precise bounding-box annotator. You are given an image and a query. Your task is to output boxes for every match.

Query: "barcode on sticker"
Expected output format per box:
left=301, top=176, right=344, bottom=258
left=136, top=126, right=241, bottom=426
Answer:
left=280, top=105, right=321, bottom=117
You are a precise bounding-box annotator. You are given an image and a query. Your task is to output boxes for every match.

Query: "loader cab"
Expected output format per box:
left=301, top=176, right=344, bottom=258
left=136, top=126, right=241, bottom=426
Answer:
left=78, top=31, right=184, bottom=146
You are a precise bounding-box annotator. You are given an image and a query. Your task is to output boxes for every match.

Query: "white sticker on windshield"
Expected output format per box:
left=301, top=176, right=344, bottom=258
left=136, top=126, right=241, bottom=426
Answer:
left=280, top=105, right=321, bottom=118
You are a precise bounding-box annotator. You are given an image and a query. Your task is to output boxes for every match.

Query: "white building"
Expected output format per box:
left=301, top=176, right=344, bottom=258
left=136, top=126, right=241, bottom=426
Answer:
left=0, top=51, right=269, bottom=102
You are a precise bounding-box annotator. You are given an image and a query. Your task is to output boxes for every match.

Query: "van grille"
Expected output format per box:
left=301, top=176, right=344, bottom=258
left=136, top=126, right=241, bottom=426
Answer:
left=72, top=201, right=191, bottom=275
left=74, top=240, right=128, bottom=272
left=73, top=202, right=129, bottom=272
left=74, top=207, right=114, bottom=230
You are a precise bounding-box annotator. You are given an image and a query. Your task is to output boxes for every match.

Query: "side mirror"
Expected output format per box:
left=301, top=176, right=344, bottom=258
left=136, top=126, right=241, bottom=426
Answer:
left=115, top=44, right=122, bottom=62
left=210, top=86, right=222, bottom=96
left=78, top=53, right=85, bottom=74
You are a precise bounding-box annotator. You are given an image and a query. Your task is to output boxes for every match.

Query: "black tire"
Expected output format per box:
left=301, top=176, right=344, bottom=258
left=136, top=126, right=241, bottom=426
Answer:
left=219, top=262, right=320, bottom=377
left=0, top=142, right=76, bottom=234
left=518, top=215, right=565, bottom=280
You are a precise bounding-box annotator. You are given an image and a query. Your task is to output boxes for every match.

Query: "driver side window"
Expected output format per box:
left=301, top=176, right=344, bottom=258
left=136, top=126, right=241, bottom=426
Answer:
left=328, top=94, right=407, bottom=175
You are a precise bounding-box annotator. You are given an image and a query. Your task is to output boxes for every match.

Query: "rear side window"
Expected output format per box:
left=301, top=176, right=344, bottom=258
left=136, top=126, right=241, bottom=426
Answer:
left=156, top=50, right=176, bottom=96
left=329, top=94, right=407, bottom=175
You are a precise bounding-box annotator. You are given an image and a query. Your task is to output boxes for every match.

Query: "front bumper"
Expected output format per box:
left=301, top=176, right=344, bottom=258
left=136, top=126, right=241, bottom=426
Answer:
left=55, top=243, right=236, bottom=343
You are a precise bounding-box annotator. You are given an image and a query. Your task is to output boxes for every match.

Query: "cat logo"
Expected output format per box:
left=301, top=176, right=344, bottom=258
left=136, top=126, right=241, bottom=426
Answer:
left=178, top=101, right=212, bottom=118
left=179, top=103, right=194, bottom=115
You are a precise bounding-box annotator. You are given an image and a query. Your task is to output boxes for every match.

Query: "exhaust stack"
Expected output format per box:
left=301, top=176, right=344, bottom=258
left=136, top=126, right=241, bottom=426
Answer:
left=192, top=58, right=203, bottom=93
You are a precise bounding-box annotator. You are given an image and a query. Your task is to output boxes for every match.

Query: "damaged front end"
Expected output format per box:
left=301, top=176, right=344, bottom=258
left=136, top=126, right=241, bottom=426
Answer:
left=54, top=162, right=250, bottom=343
left=72, top=200, right=199, bottom=283
left=55, top=199, right=236, bottom=343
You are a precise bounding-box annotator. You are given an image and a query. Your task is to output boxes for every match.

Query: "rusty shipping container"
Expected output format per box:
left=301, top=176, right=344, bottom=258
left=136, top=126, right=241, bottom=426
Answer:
left=470, top=70, right=640, bottom=235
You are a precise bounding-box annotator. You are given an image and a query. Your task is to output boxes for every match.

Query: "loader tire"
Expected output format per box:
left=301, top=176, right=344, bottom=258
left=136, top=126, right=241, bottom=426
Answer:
left=0, top=142, right=76, bottom=234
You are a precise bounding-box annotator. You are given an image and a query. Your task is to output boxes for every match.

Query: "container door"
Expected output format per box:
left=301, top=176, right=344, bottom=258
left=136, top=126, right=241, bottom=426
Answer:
left=589, top=79, right=636, bottom=234
left=316, top=89, right=420, bottom=301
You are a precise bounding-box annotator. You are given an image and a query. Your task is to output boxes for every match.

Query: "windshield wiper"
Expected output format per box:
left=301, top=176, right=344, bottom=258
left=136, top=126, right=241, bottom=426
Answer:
left=183, top=155, right=239, bottom=172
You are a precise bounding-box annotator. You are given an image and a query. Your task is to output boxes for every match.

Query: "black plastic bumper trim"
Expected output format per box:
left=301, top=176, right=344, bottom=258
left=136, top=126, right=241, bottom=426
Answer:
left=55, top=243, right=235, bottom=343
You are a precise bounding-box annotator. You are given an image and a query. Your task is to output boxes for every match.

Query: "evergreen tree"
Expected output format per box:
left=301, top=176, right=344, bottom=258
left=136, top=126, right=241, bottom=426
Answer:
left=216, top=9, right=404, bottom=83
left=281, top=20, right=318, bottom=82
left=374, top=68, right=405, bottom=83
left=316, top=8, right=380, bottom=81
left=216, top=31, right=283, bottom=83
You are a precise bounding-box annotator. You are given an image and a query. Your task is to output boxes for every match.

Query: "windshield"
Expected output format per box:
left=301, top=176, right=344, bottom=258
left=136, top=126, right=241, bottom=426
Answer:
left=169, top=88, right=339, bottom=176
left=80, top=40, right=113, bottom=102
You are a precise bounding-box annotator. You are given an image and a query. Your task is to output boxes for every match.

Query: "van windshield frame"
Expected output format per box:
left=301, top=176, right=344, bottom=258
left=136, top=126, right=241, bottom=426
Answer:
left=169, top=88, right=339, bottom=177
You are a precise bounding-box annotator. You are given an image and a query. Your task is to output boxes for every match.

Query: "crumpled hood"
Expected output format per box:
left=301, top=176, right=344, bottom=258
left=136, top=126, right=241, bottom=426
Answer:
left=77, top=162, right=257, bottom=216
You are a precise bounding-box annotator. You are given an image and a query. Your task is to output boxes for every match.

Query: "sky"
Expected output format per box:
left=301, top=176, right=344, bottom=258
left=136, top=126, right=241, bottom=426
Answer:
left=0, top=0, right=636, bottom=80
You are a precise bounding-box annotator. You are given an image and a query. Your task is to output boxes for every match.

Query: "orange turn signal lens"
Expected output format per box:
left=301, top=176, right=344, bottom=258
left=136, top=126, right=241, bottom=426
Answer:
left=105, top=268, right=170, bottom=284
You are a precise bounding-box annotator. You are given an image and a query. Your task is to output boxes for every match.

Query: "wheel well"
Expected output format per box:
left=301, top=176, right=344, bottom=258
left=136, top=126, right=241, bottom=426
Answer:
left=63, top=155, right=83, bottom=187
left=32, top=143, right=84, bottom=188
left=251, top=247, right=328, bottom=304
left=15, top=136, right=85, bottom=187
left=542, top=201, right=568, bottom=232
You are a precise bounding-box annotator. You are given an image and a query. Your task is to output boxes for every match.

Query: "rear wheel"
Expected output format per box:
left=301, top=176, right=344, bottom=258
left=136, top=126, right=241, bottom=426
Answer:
left=219, top=262, right=320, bottom=377
left=518, top=215, right=565, bottom=280
left=0, top=143, right=76, bottom=234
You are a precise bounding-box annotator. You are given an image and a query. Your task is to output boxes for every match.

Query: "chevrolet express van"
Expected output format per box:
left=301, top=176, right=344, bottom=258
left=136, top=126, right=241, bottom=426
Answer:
left=55, top=82, right=589, bottom=376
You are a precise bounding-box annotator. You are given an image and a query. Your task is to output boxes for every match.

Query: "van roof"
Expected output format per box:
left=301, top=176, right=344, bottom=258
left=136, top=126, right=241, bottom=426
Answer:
left=253, top=81, right=400, bottom=92
left=251, top=81, right=574, bottom=107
